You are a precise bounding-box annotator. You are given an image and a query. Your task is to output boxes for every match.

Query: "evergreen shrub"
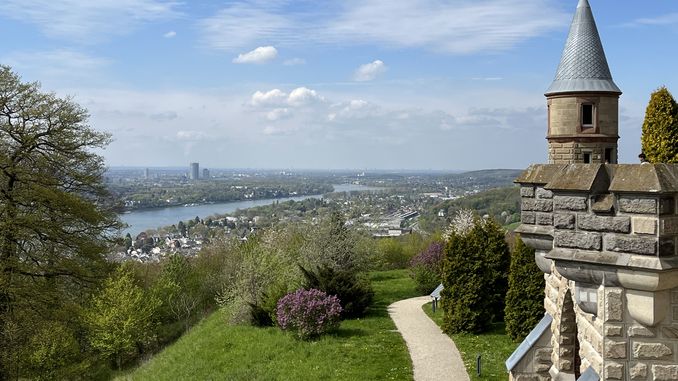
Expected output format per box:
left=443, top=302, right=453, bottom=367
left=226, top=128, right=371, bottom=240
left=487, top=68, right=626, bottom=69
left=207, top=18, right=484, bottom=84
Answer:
left=505, top=236, right=546, bottom=342
left=301, top=265, right=374, bottom=318
left=276, top=289, right=342, bottom=340
left=441, top=215, right=510, bottom=334
left=641, top=86, right=678, bottom=163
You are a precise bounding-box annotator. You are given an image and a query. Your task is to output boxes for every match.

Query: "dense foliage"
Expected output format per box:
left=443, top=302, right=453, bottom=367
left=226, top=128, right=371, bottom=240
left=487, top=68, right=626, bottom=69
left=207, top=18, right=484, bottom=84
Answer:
left=0, top=66, right=121, bottom=379
left=301, top=265, right=375, bottom=319
left=441, top=212, right=510, bottom=334
left=420, top=186, right=520, bottom=232
left=276, top=288, right=342, bottom=340
left=409, top=241, right=444, bottom=294
left=641, top=86, right=678, bottom=163
left=85, top=265, right=160, bottom=369
left=216, top=231, right=303, bottom=325
left=505, top=236, right=546, bottom=342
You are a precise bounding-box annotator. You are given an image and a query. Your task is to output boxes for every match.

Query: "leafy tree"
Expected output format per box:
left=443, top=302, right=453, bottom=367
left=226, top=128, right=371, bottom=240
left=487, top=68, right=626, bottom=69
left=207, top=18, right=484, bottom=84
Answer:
left=505, top=236, right=545, bottom=342
left=441, top=214, right=510, bottom=334
left=85, top=265, right=159, bottom=369
left=0, top=66, right=120, bottom=378
left=301, top=210, right=367, bottom=273
left=641, top=86, right=678, bottom=163
left=154, top=254, right=201, bottom=331
left=21, top=321, right=82, bottom=380
left=218, top=230, right=304, bottom=325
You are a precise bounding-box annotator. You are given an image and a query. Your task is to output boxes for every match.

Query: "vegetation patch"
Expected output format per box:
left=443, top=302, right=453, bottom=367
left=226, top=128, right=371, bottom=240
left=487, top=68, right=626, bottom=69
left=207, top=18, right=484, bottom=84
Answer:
left=119, top=270, right=419, bottom=381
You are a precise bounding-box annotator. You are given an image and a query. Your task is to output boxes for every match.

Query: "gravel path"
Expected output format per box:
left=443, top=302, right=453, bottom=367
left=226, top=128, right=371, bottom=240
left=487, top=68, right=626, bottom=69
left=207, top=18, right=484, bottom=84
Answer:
left=388, top=296, right=470, bottom=381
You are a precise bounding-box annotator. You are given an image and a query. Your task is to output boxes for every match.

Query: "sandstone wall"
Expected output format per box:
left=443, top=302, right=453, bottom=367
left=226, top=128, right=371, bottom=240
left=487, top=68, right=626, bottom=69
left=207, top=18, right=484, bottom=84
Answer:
left=514, top=164, right=678, bottom=381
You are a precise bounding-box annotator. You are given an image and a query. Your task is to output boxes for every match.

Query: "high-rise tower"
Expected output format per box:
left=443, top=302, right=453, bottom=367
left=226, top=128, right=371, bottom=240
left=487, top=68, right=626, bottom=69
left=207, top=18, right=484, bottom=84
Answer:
left=189, top=162, right=199, bottom=180
left=546, top=0, right=621, bottom=164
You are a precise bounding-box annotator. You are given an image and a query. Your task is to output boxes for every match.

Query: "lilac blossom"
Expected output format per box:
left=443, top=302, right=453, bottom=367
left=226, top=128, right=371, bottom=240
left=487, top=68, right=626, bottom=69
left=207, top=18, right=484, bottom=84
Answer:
left=409, top=241, right=444, bottom=294
left=276, top=288, right=342, bottom=340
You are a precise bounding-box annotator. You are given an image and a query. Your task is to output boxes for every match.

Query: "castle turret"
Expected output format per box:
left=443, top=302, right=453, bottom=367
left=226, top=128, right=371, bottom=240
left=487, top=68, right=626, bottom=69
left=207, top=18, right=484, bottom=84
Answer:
left=508, top=3, right=678, bottom=381
left=546, top=0, right=621, bottom=164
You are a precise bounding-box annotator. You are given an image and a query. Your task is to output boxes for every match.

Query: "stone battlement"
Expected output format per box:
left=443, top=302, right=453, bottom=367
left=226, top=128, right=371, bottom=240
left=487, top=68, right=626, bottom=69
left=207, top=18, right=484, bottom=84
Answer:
left=513, top=164, right=678, bottom=381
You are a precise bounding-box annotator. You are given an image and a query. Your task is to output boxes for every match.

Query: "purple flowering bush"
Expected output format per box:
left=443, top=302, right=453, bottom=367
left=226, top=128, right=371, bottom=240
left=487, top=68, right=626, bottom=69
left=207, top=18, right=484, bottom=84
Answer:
left=276, top=289, right=342, bottom=340
left=409, top=241, right=444, bottom=294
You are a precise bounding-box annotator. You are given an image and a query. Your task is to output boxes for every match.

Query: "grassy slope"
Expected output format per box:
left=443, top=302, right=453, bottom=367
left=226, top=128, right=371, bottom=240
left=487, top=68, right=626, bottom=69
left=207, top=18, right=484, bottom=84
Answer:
left=120, top=270, right=419, bottom=381
left=423, top=303, right=517, bottom=381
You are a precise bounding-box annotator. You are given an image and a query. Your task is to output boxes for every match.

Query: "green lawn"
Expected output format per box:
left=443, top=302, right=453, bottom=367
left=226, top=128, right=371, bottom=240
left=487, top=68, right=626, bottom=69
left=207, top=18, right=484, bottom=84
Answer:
left=423, top=303, right=517, bottom=381
left=119, top=270, right=420, bottom=381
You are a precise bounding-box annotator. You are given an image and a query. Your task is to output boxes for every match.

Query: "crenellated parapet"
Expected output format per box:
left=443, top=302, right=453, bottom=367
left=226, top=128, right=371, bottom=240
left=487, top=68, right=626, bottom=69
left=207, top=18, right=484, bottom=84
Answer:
left=513, top=163, right=678, bottom=381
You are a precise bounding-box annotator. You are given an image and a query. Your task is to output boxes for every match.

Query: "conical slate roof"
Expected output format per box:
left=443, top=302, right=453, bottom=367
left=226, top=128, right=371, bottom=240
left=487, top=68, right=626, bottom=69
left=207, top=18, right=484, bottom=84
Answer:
left=545, top=0, right=621, bottom=95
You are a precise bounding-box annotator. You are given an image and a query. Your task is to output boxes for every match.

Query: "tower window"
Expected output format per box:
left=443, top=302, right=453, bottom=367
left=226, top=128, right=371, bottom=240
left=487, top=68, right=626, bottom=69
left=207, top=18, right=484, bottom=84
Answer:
left=583, top=152, right=592, bottom=163
left=582, top=104, right=594, bottom=128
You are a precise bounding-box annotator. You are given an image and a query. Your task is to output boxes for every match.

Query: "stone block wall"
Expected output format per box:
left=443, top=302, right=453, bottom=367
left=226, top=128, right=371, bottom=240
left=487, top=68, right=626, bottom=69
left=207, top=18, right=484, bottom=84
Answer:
left=548, top=142, right=617, bottom=164
left=519, top=186, right=670, bottom=257
left=514, top=164, right=678, bottom=381
left=547, top=95, right=619, bottom=137
left=509, top=329, right=553, bottom=381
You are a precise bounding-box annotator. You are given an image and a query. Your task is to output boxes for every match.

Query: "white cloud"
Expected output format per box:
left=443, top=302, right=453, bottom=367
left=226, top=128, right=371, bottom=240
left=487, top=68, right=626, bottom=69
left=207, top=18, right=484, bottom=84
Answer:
left=287, top=87, right=323, bottom=106
left=2, top=49, right=110, bottom=84
left=251, top=89, right=288, bottom=107
left=267, top=108, right=291, bottom=121
left=44, top=83, right=559, bottom=169
left=283, top=58, right=306, bottom=66
left=198, top=0, right=568, bottom=54
left=353, top=60, right=386, bottom=81
left=0, top=0, right=181, bottom=43
left=4, top=49, right=109, bottom=70
left=233, top=46, right=278, bottom=64
left=199, top=5, right=291, bottom=51
left=250, top=87, right=324, bottom=108
left=163, top=30, right=177, bottom=38
left=328, top=100, right=380, bottom=121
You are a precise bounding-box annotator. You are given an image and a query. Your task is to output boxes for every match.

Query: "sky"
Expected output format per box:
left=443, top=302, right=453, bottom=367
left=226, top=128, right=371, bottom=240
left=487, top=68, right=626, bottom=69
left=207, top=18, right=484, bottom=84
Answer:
left=1, top=0, right=677, bottom=171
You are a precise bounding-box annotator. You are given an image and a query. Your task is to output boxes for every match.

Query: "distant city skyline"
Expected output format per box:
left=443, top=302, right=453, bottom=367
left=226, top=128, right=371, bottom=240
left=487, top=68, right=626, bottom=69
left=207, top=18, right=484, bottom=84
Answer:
left=1, top=1, right=677, bottom=170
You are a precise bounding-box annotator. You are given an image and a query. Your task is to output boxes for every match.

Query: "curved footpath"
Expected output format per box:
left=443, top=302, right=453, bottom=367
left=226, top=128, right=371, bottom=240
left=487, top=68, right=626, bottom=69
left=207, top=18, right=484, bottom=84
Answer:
left=388, top=296, right=470, bottom=381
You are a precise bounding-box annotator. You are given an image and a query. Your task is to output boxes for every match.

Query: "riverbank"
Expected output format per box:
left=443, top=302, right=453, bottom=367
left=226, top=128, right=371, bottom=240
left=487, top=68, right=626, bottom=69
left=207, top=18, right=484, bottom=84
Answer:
left=119, top=184, right=383, bottom=236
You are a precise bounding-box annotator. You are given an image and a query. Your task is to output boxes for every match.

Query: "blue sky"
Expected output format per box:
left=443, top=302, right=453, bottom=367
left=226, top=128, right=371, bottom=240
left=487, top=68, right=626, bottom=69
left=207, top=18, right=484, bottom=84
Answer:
left=1, top=0, right=677, bottom=170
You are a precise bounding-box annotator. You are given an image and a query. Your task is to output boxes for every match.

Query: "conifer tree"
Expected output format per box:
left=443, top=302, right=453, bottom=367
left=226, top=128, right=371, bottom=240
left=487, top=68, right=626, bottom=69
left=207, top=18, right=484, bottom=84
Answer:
left=641, top=86, right=678, bottom=163
left=505, top=236, right=545, bottom=342
left=441, top=214, right=510, bottom=334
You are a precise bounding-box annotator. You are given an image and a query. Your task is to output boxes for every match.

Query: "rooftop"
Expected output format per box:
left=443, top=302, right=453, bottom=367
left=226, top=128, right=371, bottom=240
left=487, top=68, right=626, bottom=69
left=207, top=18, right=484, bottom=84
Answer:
left=545, top=0, right=621, bottom=95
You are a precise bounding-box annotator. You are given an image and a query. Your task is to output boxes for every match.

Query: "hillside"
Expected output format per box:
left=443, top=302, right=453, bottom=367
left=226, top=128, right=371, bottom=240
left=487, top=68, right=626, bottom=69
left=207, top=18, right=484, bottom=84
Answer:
left=419, top=186, right=521, bottom=232
left=118, top=270, right=420, bottom=381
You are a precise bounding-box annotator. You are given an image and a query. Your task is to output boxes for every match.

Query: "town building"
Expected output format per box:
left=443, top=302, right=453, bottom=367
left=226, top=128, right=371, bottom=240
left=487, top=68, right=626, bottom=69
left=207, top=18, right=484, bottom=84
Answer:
left=508, top=1, right=678, bottom=380
left=189, top=162, right=199, bottom=180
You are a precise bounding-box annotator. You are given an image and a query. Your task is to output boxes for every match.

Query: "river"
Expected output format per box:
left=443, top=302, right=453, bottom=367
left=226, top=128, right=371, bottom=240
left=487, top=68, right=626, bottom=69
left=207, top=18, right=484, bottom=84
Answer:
left=119, top=183, right=381, bottom=236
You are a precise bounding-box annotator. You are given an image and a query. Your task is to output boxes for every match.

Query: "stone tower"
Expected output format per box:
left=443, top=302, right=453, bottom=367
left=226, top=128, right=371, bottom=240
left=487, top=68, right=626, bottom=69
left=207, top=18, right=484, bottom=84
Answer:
left=546, top=0, right=621, bottom=165
left=506, top=2, right=678, bottom=381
